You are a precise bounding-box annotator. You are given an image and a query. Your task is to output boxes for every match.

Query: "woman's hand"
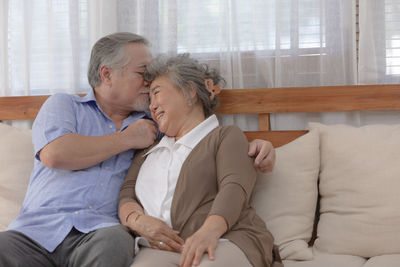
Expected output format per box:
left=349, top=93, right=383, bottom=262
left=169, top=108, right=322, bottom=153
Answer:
left=179, top=228, right=218, bottom=267
left=130, top=215, right=184, bottom=252
left=179, top=215, right=227, bottom=267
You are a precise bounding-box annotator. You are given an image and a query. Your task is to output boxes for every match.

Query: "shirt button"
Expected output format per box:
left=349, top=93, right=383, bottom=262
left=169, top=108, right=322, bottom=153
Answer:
left=100, top=183, right=104, bottom=187
left=74, top=211, right=79, bottom=215
left=104, top=166, right=110, bottom=170
left=109, top=125, right=113, bottom=128
left=89, top=205, right=93, bottom=209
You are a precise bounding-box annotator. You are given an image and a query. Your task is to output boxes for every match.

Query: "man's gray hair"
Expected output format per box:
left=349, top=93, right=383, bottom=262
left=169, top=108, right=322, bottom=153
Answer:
left=88, top=32, right=150, bottom=89
left=143, top=54, right=225, bottom=118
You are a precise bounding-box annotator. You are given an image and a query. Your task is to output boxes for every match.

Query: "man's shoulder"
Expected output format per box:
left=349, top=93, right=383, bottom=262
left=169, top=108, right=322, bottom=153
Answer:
left=45, top=93, right=77, bottom=105
left=37, top=93, right=91, bottom=120
left=44, top=93, right=93, bottom=109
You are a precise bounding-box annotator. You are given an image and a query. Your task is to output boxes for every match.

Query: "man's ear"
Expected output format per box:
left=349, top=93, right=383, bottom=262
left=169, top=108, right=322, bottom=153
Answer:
left=99, top=66, right=112, bottom=86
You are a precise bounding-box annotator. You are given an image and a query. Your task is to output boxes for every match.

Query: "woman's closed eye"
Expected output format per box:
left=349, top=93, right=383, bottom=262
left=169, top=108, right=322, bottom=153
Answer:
left=135, top=71, right=144, bottom=77
left=150, top=85, right=161, bottom=97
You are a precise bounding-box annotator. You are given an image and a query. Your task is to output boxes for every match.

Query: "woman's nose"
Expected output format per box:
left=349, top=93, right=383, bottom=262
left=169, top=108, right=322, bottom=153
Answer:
left=149, top=99, right=156, bottom=111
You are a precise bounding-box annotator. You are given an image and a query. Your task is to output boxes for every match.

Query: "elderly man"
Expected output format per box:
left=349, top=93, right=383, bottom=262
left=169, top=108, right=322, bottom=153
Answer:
left=0, top=32, right=275, bottom=267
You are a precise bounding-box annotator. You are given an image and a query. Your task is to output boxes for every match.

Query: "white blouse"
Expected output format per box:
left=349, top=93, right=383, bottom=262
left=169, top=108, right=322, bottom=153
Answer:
left=135, top=115, right=219, bottom=227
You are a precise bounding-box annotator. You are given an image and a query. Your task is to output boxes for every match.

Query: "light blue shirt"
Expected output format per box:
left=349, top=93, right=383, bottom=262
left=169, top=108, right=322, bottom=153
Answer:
left=8, top=91, right=149, bottom=252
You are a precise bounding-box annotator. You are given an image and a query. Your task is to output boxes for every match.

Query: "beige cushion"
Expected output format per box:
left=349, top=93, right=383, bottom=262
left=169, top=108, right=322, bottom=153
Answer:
left=363, top=255, right=400, bottom=267
left=283, top=253, right=366, bottom=267
left=251, top=130, right=319, bottom=260
left=310, top=122, right=400, bottom=257
left=0, top=123, right=33, bottom=231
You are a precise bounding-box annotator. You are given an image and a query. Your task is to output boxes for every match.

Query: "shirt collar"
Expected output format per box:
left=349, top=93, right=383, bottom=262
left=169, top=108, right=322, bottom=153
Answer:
left=177, top=114, right=219, bottom=149
left=144, top=114, right=219, bottom=156
left=79, top=89, right=151, bottom=126
left=76, top=89, right=97, bottom=103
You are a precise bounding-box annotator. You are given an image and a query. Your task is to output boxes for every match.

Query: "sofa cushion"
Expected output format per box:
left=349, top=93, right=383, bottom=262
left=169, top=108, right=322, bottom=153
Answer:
left=310, top=123, right=400, bottom=257
left=362, top=255, right=400, bottom=267
left=251, top=130, right=319, bottom=260
left=0, top=123, right=33, bottom=231
left=283, top=253, right=366, bottom=267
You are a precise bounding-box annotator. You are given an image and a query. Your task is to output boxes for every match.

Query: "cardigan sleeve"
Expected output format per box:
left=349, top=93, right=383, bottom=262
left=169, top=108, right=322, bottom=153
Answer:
left=118, top=142, right=157, bottom=210
left=208, top=126, right=257, bottom=229
left=118, top=151, right=144, bottom=209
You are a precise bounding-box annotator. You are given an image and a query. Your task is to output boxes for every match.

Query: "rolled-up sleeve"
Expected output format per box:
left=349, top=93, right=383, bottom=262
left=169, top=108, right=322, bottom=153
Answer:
left=208, top=126, right=257, bottom=229
left=32, top=94, right=77, bottom=161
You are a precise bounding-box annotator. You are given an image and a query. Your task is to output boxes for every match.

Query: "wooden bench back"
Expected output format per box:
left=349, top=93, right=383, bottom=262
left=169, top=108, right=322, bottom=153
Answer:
left=2, top=84, right=400, bottom=147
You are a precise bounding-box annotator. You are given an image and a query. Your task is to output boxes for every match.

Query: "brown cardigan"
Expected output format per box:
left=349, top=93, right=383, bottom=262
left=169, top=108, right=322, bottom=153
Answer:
left=119, top=125, right=281, bottom=267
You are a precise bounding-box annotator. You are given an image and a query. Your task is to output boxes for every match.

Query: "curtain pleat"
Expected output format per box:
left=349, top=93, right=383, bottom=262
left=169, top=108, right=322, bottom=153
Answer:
left=3, top=0, right=400, bottom=129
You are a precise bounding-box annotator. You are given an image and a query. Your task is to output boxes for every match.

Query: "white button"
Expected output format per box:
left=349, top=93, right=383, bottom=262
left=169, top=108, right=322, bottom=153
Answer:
left=74, top=211, right=79, bottom=215
left=104, top=166, right=110, bottom=170
left=100, top=183, right=104, bottom=187
left=109, top=125, right=113, bottom=128
left=89, top=205, right=93, bottom=209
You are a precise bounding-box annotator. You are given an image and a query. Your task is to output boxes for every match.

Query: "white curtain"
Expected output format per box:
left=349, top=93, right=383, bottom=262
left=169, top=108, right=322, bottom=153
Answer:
left=88, top=0, right=117, bottom=48
left=359, top=0, right=400, bottom=84
left=3, top=0, right=400, bottom=130
left=357, top=0, right=400, bottom=125
left=117, top=0, right=357, bottom=130
left=0, top=0, right=9, bottom=96
left=0, top=0, right=118, bottom=97
left=0, top=0, right=117, bottom=128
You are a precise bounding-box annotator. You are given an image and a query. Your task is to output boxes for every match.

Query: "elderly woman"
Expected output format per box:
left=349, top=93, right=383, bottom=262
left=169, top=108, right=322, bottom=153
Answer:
left=118, top=54, right=281, bottom=267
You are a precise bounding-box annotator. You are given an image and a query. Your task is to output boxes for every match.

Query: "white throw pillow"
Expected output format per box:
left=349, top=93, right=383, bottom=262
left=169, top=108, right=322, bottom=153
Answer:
left=0, top=123, right=33, bottom=231
left=251, top=130, right=320, bottom=260
left=310, top=122, right=400, bottom=257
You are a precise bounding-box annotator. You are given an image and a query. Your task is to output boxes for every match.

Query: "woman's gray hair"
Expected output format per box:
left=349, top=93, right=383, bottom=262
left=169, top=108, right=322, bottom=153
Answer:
left=88, top=32, right=149, bottom=89
left=143, top=54, right=225, bottom=118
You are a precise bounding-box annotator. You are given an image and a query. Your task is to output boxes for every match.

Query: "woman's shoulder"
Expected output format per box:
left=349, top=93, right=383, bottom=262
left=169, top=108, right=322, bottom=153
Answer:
left=213, top=125, right=246, bottom=140
left=199, top=125, right=248, bottom=151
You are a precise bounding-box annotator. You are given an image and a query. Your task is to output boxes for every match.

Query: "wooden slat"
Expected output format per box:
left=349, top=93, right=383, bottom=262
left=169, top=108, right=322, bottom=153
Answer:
left=258, top=114, right=270, bottom=131
left=1, top=85, right=400, bottom=147
left=0, top=95, right=51, bottom=120
left=244, top=130, right=308, bottom=147
left=3, top=85, right=400, bottom=120
left=0, top=94, right=86, bottom=121
left=217, top=84, right=400, bottom=114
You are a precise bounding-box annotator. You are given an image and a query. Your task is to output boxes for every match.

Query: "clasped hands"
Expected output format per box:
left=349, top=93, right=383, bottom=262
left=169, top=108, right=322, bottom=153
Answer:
left=129, top=215, right=220, bottom=267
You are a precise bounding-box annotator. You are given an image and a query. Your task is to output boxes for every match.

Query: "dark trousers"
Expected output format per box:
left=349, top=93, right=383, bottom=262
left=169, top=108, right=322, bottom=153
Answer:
left=0, top=225, right=135, bottom=267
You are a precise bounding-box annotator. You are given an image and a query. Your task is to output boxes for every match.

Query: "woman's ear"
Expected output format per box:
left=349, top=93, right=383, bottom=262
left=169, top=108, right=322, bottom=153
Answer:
left=99, top=66, right=112, bottom=86
left=188, top=83, right=198, bottom=104
left=204, top=78, right=221, bottom=100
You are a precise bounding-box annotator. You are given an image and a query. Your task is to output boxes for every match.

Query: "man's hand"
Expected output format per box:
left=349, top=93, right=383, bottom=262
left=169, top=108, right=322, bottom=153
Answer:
left=122, top=119, right=157, bottom=149
left=248, top=139, right=276, bottom=173
left=40, top=119, right=158, bottom=170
